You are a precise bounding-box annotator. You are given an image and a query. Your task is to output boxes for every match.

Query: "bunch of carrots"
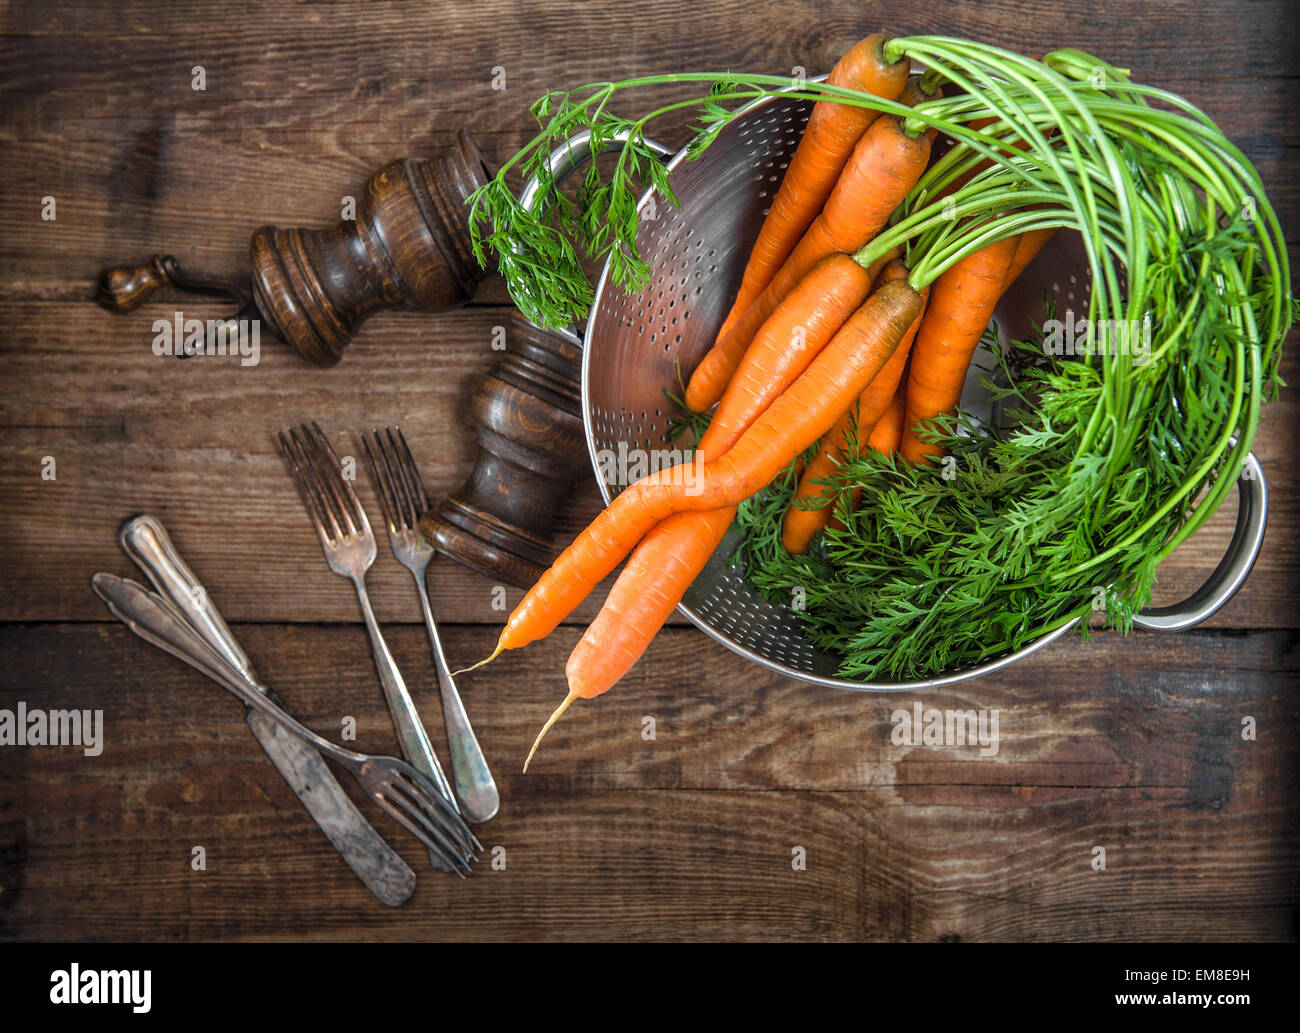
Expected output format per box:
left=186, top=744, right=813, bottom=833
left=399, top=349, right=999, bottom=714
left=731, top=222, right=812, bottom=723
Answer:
left=458, top=33, right=1068, bottom=766
left=463, top=32, right=1291, bottom=731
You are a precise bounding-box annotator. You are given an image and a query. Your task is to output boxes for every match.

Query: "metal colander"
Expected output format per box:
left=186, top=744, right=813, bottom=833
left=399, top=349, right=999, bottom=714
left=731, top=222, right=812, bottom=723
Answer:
left=531, top=85, right=1267, bottom=692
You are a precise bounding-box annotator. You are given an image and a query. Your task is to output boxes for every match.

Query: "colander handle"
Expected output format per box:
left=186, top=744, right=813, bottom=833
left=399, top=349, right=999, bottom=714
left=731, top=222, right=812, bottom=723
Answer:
left=1131, top=451, right=1267, bottom=632
left=515, top=129, right=673, bottom=344
left=518, top=128, right=676, bottom=226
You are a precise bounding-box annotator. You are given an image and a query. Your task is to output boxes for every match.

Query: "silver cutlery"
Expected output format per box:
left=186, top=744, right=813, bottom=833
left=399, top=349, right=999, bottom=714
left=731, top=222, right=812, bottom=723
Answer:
left=93, top=572, right=479, bottom=874
left=360, top=427, right=499, bottom=823
left=278, top=421, right=464, bottom=870
left=115, top=514, right=418, bottom=905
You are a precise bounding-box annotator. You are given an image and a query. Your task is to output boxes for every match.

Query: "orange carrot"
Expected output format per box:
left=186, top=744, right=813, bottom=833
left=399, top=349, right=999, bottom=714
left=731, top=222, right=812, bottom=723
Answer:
left=867, top=379, right=907, bottom=453
left=779, top=423, right=855, bottom=553
left=709, top=254, right=874, bottom=439
left=713, top=34, right=909, bottom=343
left=781, top=259, right=927, bottom=553
left=684, top=112, right=933, bottom=412
left=1002, top=227, right=1056, bottom=290
left=900, top=235, right=1019, bottom=464
left=560, top=507, right=736, bottom=708
left=862, top=245, right=903, bottom=292
left=827, top=374, right=908, bottom=531
left=895, top=77, right=943, bottom=142
left=554, top=258, right=874, bottom=719
left=524, top=278, right=923, bottom=766
left=492, top=279, right=921, bottom=665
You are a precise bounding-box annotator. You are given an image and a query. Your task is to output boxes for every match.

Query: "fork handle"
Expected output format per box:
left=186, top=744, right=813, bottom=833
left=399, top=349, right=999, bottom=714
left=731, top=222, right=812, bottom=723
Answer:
left=91, top=574, right=365, bottom=767
left=95, top=573, right=473, bottom=871
left=119, top=515, right=256, bottom=679
left=349, top=574, right=458, bottom=810
left=413, top=575, right=500, bottom=822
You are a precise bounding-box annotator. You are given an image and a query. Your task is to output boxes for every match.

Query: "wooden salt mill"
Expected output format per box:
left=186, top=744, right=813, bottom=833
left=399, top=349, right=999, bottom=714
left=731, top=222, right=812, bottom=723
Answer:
left=95, top=128, right=590, bottom=588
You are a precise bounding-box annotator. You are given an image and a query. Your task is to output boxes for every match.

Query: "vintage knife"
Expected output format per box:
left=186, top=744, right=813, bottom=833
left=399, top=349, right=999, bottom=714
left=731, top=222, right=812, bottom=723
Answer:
left=114, top=514, right=416, bottom=906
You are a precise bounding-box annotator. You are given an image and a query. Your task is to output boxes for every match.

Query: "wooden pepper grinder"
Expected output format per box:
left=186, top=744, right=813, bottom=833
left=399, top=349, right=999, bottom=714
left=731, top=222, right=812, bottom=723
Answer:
left=96, top=129, right=494, bottom=365
left=95, top=128, right=593, bottom=588
left=419, top=312, right=587, bottom=588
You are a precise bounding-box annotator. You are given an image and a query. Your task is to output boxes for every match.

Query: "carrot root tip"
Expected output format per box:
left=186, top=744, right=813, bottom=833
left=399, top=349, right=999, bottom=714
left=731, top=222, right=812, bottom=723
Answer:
left=451, top=642, right=503, bottom=678
left=523, top=691, right=579, bottom=773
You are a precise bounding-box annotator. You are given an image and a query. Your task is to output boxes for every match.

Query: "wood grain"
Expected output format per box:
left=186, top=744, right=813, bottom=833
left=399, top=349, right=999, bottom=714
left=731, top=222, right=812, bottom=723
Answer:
left=1, top=0, right=1297, bottom=942
left=1, top=623, right=1294, bottom=941
left=0, top=302, right=1296, bottom=626
left=0, top=2, right=1296, bottom=300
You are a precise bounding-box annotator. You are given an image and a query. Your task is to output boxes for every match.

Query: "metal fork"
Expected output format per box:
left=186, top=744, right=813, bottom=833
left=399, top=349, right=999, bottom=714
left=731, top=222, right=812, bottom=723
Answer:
left=92, top=572, right=476, bottom=875
left=360, top=427, right=499, bottom=823
left=278, top=422, right=473, bottom=870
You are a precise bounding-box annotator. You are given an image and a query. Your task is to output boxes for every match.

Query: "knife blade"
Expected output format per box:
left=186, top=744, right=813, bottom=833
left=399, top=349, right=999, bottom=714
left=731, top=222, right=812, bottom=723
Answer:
left=114, top=515, right=416, bottom=906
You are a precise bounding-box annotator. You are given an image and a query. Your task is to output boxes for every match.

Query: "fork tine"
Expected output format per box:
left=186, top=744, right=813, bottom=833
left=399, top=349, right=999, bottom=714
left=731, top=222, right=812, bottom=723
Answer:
left=391, top=427, right=431, bottom=514
left=392, top=765, right=480, bottom=856
left=359, top=432, right=400, bottom=533
left=374, top=428, right=418, bottom=531
left=307, top=421, right=371, bottom=538
left=387, top=777, right=475, bottom=863
left=393, top=767, right=476, bottom=851
left=288, top=426, right=346, bottom=542
left=298, top=423, right=358, bottom=538
left=383, top=778, right=474, bottom=868
left=383, top=427, right=422, bottom=529
left=278, top=429, right=339, bottom=547
left=372, top=793, right=468, bottom=876
left=372, top=429, right=413, bottom=531
left=386, top=791, right=471, bottom=869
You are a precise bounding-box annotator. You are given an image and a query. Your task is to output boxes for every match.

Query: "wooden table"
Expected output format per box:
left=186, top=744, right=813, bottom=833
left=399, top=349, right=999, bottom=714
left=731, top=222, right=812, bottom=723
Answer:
left=1, top=0, right=1296, bottom=942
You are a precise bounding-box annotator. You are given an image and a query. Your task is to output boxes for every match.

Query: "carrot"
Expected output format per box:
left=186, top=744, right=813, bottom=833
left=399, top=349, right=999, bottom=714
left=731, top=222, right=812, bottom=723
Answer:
left=550, top=257, right=874, bottom=730
left=1002, top=227, right=1056, bottom=289
left=779, top=420, right=856, bottom=553
left=713, top=34, right=909, bottom=343
left=900, top=234, right=1020, bottom=464
left=769, top=106, right=934, bottom=299
left=709, top=254, right=873, bottom=439
left=849, top=261, right=927, bottom=426
left=556, top=506, right=735, bottom=713
left=455, top=254, right=874, bottom=682
left=781, top=259, right=927, bottom=553
left=524, top=278, right=923, bottom=766
left=866, top=378, right=907, bottom=454
left=491, top=279, right=922, bottom=667
left=684, top=112, right=933, bottom=412
left=827, top=374, right=908, bottom=531
left=895, top=77, right=943, bottom=142
left=862, top=245, right=903, bottom=291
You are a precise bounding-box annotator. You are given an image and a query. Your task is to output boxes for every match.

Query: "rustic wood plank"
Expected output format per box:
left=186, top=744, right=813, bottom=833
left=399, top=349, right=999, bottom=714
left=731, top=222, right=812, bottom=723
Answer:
left=0, top=301, right=622, bottom=625
left=0, top=622, right=1293, bottom=941
left=1, top=0, right=1297, bottom=946
left=1, top=303, right=1296, bottom=627
left=0, top=2, right=1296, bottom=299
